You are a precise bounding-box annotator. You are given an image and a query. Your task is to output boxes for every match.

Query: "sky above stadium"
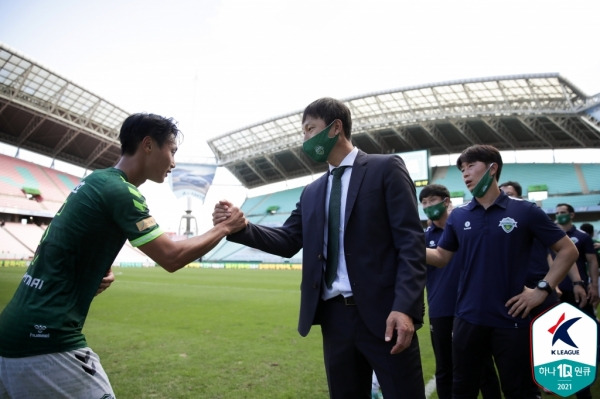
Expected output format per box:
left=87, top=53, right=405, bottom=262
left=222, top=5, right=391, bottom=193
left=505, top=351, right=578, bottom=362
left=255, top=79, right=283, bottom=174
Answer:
left=1, top=0, right=599, bottom=230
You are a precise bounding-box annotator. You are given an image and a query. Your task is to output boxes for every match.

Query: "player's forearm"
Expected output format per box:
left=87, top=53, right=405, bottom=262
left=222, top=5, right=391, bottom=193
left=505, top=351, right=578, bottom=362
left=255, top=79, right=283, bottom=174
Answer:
left=425, top=247, right=448, bottom=268
left=545, top=251, right=578, bottom=288
left=142, top=224, right=231, bottom=273
left=566, top=263, right=582, bottom=283
left=165, top=224, right=231, bottom=272
left=588, top=256, right=599, bottom=290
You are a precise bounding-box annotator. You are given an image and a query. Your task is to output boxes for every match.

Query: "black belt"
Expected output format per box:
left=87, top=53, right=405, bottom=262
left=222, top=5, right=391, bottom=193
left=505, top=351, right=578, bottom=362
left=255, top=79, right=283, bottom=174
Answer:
left=329, top=295, right=356, bottom=306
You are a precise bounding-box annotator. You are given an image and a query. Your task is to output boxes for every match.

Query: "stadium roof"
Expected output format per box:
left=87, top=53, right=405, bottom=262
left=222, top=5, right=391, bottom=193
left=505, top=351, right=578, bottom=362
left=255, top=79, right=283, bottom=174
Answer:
left=208, top=73, right=600, bottom=189
left=0, top=43, right=127, bottom=171
left=1, top=43, right=599, bottom=188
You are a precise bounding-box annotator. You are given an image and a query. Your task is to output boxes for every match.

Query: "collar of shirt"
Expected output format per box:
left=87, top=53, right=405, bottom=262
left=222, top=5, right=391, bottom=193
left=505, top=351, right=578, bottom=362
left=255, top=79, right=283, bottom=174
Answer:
left=426, top=223, right=444, bottom=234
left=465, top=190, right=509, bottom=211
left=328, top=147, right=358, bottom=174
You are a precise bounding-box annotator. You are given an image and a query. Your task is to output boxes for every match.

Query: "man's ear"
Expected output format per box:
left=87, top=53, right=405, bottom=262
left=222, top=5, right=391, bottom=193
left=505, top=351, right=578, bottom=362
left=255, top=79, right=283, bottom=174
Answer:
left=141, top=136, right=153, bottom=152
left=333, top=119, right=344, bottom=137
left=490, top=162, right=498, bottom=178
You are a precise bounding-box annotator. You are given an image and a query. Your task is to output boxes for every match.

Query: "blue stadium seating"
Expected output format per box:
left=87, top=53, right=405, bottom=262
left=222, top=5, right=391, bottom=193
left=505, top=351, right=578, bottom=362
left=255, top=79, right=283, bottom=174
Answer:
left=203, top=162, right=599, bottom=262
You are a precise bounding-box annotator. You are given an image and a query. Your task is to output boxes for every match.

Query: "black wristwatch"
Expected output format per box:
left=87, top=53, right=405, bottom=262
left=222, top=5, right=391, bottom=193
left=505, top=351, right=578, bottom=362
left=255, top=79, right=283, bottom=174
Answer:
left=572, top=280, right=586, bottom=287
left=536, top=280, right=553, bottom=295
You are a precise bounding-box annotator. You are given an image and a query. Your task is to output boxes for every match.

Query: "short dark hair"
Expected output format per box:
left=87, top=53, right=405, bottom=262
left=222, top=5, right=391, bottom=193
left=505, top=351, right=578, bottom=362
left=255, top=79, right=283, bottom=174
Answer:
left=302, top=98, right=352, bottom=139
left=419, top=184, right=450, bottom=202
left=456, top=144, right=503, bottom=182
left=556, top=203, right=575, bottom=213
left=119, top=113, right=181, bottom=156
left=499, top=181, right=522, bottom=197
left=580, top=223, right=594, bottom=236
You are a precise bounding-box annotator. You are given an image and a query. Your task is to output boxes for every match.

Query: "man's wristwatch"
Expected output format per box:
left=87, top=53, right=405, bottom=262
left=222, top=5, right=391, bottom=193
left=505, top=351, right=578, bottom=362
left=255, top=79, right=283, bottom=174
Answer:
left=536, top=280, right=553, bottom=295
left=572, top=280, right=586, bottom=287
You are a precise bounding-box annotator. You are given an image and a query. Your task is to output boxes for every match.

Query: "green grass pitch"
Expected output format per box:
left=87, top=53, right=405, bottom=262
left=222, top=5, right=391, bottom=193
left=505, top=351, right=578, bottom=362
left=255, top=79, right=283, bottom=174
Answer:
left=0, top=267, right=596, bottom=398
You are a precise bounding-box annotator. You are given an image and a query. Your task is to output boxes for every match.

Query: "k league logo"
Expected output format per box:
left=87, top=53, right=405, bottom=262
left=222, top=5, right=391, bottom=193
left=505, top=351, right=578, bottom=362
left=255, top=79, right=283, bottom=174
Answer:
left=531, top=302, right=597, bottom=397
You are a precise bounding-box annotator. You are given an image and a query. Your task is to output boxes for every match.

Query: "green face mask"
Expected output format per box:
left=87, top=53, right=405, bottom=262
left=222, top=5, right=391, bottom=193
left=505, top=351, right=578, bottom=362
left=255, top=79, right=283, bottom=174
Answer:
left=302, top=121, right=339, bottom=163
left=556, top=213, right=571, bottom=225
left=470, top=163, right=495, bottom=198
left=423, top=200, right=447, bottom=221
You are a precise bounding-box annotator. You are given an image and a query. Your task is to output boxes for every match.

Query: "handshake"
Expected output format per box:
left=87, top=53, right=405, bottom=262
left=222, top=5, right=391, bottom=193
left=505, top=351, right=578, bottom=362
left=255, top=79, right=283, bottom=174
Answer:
left=212, top=200, right=248, bottom=235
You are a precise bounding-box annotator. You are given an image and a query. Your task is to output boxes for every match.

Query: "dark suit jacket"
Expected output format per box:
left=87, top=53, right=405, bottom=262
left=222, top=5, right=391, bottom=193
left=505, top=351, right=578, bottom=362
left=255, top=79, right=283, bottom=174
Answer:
left=228, top=150, right=426, bottom=338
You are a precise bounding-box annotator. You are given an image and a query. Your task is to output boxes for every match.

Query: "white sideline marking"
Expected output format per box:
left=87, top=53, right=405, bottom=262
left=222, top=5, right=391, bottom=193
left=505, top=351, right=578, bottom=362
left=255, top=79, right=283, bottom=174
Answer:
left=425, top=375, right=437, bottom=398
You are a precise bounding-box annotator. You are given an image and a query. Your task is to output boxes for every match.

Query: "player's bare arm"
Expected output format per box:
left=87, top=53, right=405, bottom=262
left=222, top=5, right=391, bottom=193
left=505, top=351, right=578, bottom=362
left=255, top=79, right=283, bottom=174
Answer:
left=506, top=235, right=578, bottom=317
left=425, top=247, right=453, bottom=268
left=140, top=206, right=247, bottom=272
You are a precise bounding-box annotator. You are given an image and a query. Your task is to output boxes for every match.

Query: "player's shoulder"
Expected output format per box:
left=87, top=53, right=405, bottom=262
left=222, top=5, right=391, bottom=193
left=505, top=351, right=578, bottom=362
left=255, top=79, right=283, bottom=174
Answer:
left=452, top=200, right=473, bottom=213
left=82, top=168, right=138, bottom=196
left=573, top=227, right=593, bottom=241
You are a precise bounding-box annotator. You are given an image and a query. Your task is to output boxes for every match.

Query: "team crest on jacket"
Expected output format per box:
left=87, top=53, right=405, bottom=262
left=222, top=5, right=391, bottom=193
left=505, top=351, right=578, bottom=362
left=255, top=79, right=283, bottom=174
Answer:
left=498, top=217, right=518, bottom=233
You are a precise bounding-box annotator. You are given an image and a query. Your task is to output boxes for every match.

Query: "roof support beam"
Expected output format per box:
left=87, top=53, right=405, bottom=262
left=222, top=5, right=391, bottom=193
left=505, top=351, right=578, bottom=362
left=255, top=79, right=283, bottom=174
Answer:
left=84, top=141, right=111, bottom=168
left=263, top=154, right=287, bottom=179
left=246, top=159, right=270, bottom=185
left=359, top=131, right=385, bottom=153
left=422, top=123, right=453, bottom=154
left=290, top=147, right=318, bottom=175
left=480, top=118, right=517, bottom=150
left=548, top=116, right=588, bottom=147
left=50, top=129, right=79, bottom=158
left=17, top=113, right=46, bottom=145
left=448, top=119, right=479, bottom=146
left=390, top=126, right=419, bottom=150
left=518, top=117, right=556, bottom=148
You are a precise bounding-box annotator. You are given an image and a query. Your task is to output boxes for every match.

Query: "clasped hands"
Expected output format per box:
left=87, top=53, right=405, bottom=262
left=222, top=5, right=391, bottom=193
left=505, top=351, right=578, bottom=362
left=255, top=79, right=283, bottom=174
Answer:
left=212, top=200, right=247, bottom=234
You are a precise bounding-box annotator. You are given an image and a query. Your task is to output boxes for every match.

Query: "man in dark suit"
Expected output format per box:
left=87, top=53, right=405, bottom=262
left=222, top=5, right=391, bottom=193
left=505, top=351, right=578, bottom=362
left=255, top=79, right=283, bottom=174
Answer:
left=213, top=97, right=426, bottom=399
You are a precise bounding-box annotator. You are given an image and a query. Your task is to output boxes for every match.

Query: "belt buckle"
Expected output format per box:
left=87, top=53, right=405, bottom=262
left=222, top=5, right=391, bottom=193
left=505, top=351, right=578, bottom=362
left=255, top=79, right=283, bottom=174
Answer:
left=343, top=296, right=356, bottom=306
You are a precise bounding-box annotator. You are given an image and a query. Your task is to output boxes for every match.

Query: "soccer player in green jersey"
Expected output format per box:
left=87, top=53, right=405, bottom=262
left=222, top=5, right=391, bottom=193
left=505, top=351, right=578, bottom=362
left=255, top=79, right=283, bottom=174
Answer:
left=0, top=113, right=247, bottom=398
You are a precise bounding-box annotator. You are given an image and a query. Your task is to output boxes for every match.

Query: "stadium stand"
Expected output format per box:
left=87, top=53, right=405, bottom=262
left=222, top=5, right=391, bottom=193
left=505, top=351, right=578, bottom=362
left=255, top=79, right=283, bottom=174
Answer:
left=0, top=154, right=151, bottom=265
left=0, top=223, right=34, bottom=259
left=2, top=149, right=596, bottom=265
left=502, top=164, right=584, bottom=195
left=430, top=166, right=466, bottom=196
left=2, top=51, right=599, bottom=267
left=580, top=164, right=600, bottom=192
left=1, top=222, right=45, bottom=254
left=0, top=153, right=78, bottom=201
left=0, top=153, right=79, bottom=217
left=204, top=162, right=600, bottom=262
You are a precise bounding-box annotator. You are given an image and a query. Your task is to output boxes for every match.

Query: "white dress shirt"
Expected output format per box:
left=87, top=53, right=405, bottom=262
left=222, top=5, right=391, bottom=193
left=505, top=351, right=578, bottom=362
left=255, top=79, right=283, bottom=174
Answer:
left=322, top=147, right=358, bottom=300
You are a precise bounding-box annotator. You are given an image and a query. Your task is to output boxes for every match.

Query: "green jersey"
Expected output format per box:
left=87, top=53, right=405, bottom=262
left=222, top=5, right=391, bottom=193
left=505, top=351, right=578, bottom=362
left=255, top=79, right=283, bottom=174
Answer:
left=0, top=168, right=162, bottom=357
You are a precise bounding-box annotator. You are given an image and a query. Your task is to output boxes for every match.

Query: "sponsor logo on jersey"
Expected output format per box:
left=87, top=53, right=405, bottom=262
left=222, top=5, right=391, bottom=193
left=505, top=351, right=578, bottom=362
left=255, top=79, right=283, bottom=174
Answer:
left=498, top=217, right=518, bottom=233
left=72, top=181, right=85, bottom=193
left=30, top=324, right=49, bottom=338
left=136, top=216, right=157, bottom=231
left=22, top=272, right=44, bottom=290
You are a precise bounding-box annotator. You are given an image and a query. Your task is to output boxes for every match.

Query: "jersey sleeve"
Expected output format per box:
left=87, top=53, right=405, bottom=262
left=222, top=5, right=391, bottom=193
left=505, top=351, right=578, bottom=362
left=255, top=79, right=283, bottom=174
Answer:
left=437, top=212, right=459, bottom=252
left=580, top=233, right=596, bottom=255
left=528, top=204, right=565, bottom=248
left=105, top=175, right=163, bottom=247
